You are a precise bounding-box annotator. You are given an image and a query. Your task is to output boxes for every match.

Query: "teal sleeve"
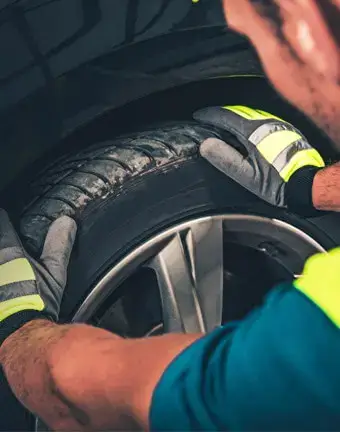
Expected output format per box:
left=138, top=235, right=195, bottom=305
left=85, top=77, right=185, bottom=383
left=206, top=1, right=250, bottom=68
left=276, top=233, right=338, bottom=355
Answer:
left=150, top=283, right=340, bottom=431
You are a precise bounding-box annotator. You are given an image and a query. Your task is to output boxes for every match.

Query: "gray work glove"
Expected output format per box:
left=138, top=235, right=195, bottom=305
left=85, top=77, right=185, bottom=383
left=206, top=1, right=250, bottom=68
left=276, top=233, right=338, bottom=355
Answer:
left=194, top=105, right=325, bottom=208
left=0, top=210, right=77, bottom=325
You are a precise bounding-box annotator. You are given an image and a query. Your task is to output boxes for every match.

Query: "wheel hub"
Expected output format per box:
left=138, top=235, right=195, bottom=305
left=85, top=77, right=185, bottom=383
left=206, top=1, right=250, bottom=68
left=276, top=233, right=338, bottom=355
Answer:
left=72, top=214, right=325, bottom=335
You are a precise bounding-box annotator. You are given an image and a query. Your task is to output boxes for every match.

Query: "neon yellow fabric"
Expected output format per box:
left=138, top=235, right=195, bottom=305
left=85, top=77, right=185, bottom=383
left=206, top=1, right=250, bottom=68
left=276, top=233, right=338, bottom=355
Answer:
left=279, top=149, right=325, bottom=182
left=256, top=130, right=301, bottom=164
left=223, top=106, right=284, bottom=122
left=294, top=248, right=340, bottom=328
left=0, top=294, right=44, bottom=322
left=0, top=258, right=35, bottom=287
left=256, top=109, right=285, bottom=122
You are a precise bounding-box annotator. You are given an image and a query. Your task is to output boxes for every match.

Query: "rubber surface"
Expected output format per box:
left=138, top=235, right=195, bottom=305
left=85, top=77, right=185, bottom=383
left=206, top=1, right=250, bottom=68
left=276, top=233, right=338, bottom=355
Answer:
left=20, top=122, right=221, bottom=253
left=19, top=120, right=339, bottom=320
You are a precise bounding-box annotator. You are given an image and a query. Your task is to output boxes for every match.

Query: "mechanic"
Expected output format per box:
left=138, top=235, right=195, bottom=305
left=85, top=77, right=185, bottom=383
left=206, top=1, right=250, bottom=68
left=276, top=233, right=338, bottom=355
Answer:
left=2, top=0, right=340, bottom=430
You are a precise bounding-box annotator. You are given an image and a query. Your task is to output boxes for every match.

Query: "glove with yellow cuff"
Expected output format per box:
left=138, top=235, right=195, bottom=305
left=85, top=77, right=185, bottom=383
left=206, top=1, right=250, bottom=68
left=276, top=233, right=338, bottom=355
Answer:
left=0, top=210, right=77, bottom=345
left=194, top=105, right=325, bottom=214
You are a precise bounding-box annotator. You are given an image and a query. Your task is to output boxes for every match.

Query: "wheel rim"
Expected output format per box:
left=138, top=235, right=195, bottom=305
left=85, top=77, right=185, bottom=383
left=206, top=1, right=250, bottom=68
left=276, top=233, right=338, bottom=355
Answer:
left=72, top=214, right=325, bottom=332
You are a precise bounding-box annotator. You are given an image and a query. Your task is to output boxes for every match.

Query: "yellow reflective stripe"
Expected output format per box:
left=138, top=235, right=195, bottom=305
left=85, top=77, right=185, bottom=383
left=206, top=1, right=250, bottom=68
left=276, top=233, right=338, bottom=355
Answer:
left=224, top=106, right=257, bottom=120
left=256, top=109, right=285, bottom=122
left=0, top=295, right=44, bottom=322
left=257, top=130, right=301, bottom=164
left=223, top=105, right=285, bottom=121
left=280, top=148, right=325, bottom=182
left=0, top=258, right=35, bottom=287
left=294, top=248, right=340, bottom=328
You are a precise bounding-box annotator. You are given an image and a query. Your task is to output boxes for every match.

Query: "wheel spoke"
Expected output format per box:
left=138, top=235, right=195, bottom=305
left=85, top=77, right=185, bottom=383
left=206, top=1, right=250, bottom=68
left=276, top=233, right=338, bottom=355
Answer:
left=186, top=219, right=224, bottom=330
left=149, top=219, right=224, bottom=333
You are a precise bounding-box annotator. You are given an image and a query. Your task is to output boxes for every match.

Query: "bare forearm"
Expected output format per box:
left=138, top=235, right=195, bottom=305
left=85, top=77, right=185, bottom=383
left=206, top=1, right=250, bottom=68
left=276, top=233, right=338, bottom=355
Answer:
left=313, top=162, right=340, bottom=211
left=0, top=320, right=138, bottom=430
left=0, top=320, right=200, bottom=431
left=0, top=320, right=95, bottom=430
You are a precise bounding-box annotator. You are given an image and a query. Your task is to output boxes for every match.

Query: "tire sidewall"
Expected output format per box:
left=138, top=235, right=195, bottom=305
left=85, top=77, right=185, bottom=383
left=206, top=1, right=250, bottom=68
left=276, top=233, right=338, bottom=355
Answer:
left=61, top=158, right=335, bottom=319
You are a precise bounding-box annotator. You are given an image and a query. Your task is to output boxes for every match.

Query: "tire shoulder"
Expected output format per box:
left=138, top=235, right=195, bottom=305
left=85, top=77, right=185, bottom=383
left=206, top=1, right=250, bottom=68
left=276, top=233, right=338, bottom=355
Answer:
left=21, top=123, right=220, bottom=252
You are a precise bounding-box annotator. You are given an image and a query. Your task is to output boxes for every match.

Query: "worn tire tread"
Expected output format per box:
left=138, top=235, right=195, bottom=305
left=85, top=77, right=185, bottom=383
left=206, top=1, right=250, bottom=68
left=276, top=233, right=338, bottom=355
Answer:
left=21, top=122, right=220, bottom=251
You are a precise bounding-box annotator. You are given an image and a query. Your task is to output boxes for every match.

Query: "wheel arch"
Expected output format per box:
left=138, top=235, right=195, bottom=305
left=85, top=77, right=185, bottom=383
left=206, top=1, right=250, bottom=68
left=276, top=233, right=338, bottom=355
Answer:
left=0, top=25, right=260, bottom=194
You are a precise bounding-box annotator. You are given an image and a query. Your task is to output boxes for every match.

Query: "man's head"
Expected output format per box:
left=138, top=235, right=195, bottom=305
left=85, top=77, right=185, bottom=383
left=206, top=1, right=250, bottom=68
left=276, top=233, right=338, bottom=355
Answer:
left=222, top=0, right=340, bottom=149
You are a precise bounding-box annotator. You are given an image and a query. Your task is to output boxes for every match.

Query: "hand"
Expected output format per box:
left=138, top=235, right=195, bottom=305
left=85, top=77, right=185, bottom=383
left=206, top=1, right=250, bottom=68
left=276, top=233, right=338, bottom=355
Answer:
left=194, top=105, right=325, bottom=207
left=0, top=210, right=77, bottom=323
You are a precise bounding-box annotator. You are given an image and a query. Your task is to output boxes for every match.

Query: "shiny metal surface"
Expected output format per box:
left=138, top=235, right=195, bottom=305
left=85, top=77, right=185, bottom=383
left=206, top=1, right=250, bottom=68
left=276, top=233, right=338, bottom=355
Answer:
left=73, top=215, right=326, bottom=328
left=149, top=218, right=224, bottom=333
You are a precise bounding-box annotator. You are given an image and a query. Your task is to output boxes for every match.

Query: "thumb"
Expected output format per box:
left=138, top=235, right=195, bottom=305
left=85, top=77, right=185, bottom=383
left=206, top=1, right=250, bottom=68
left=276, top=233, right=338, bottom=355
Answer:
left=200, top=138, right=251, bottom=179
left=40, top=216, right=77, bottom=286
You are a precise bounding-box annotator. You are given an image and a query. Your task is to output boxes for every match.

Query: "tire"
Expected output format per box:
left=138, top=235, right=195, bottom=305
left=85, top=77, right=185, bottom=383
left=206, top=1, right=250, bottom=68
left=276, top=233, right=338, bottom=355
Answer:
left=3, top=120, right=340, bottom=432
left=19, top=121, right=340, bottom=320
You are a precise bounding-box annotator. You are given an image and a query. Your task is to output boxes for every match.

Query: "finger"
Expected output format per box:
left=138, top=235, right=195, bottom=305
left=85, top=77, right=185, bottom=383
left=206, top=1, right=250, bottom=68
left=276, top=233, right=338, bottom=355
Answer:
left=200, top=137, right=250, bottom=179
left=40, top=216, right=77, bottom=287
left=0, top=209, right=23, bottom=251
left=194, top=106, right=254, bottom=150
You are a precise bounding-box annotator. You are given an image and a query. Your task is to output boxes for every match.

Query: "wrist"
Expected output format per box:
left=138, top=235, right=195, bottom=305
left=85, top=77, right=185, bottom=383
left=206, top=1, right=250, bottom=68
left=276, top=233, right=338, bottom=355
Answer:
left=0, top=310, right=50, bottom=347
left=312, top=169, right=324, bottom=210
left=285, top=166, right=324, bottom=216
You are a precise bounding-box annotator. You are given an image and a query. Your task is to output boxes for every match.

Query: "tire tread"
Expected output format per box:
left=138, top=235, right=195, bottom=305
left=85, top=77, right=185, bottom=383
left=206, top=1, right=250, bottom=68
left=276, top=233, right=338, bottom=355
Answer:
left=20, top=123, right=220, bottom=252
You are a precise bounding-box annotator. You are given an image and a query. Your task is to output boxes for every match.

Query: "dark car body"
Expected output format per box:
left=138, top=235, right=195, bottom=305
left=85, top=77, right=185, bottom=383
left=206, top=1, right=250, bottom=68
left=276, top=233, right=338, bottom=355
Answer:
left=0, top=0, right=262, bottom=193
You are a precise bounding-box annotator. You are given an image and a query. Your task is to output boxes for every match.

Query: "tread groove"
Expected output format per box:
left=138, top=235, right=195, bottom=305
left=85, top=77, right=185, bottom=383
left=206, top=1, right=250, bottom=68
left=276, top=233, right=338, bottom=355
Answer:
left=43, top=196, right=79, bottom=212
left=93, top=156, right=133, bottom=173
left=115, top=145, right=156, bottom=166
left=76, top=169, right=112, bottom=186
left=21, top=123, right=224, bottom=252
left=59, top=182, right=95, bottom=199
left=180, top=133, right=202, bottom=145
left=31, top=170, right=74, bottom=188
left=137, top=137, right=178, bottom=156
